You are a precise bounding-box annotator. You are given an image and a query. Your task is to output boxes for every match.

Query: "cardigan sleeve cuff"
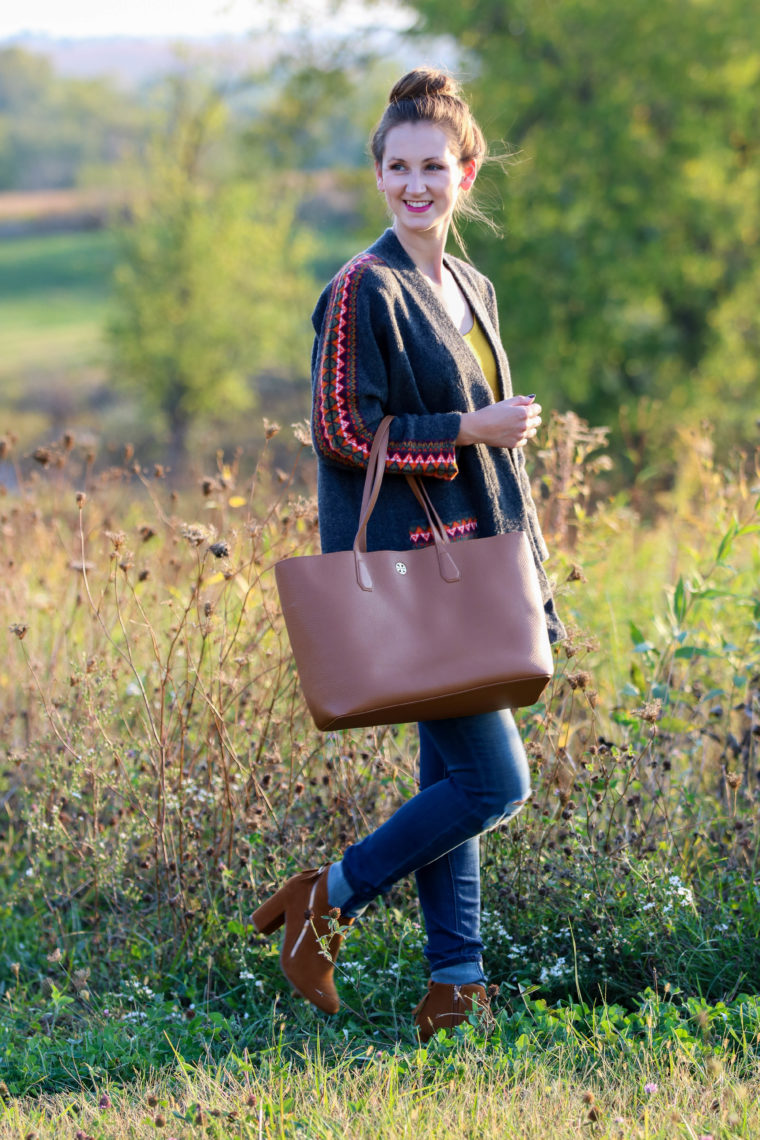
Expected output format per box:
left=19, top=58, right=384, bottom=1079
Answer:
left=384, top=411, right=461, bottom=480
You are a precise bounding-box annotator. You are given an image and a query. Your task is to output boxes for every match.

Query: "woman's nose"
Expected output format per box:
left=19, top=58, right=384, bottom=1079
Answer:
left=405, top=170, right=427, bottom=194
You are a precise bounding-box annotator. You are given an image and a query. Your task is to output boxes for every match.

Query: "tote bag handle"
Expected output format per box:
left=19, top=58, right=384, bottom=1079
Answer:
left=352, top=416, right=461, bottom=591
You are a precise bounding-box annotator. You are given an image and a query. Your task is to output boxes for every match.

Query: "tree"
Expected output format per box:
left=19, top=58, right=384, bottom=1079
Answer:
left=401, top=0, right=760, bottom=465
left=0, top=46, right=146, bottom=190
left=107, top=81, right=316, bottom=464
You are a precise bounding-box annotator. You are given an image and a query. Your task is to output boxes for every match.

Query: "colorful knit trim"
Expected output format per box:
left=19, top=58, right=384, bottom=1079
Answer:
left=409, top=516, right=478, bottom=547
left=313, top=252, right=459, bottom=478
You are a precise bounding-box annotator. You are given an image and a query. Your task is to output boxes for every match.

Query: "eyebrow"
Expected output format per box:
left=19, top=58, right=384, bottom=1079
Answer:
left=386, top=155, right=446, bottom=163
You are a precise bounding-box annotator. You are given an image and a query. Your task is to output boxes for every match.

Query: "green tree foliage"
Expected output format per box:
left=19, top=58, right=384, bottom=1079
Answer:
left=108, top=82, right=316, bottom=462
left=403, top=0, right=759, bottom=463
left=0, top=47, right=146, bottom=190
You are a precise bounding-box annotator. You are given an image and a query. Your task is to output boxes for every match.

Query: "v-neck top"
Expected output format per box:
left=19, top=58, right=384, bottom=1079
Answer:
left=463, top=318, right=499, bottom=401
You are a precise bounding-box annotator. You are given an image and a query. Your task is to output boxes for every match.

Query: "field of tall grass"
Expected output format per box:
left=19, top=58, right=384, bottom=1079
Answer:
left=0, top=412, right=757, bottom=1137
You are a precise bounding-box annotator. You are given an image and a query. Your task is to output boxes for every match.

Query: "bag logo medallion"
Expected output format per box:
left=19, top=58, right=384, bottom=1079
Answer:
left=394, top=561, right=407, bottom=575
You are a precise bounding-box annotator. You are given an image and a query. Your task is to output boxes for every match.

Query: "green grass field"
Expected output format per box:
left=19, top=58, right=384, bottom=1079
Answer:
left=0, top=414, right=757, bottom=1137
left=0, top=229, right=116, bottom=402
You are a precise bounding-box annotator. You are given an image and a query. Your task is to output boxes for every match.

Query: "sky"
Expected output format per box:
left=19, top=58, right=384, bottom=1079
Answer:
left=0, top=0, right=410, bottom=39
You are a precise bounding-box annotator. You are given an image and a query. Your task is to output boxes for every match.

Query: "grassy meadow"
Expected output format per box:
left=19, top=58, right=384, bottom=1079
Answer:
left=0, top=229, right=118, bottom=450
left=0, top=404, right=757, bottom=1136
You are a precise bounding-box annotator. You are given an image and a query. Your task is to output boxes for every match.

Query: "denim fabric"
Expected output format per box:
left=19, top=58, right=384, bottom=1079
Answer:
left=333, top=709, right=531, bottom=973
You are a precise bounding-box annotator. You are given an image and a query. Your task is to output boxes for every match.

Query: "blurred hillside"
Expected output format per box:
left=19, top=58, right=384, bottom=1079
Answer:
left=3, top=33, right=278, bottom=88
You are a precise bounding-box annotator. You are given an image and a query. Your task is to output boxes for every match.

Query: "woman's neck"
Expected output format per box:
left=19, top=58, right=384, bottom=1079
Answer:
left=392, top=222, right=448, bottom=284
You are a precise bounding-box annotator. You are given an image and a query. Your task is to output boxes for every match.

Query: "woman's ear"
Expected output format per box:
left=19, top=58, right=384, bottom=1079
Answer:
left=460, top=160, right=478, bottom=191
left=375, top=161, right=384, bottom=191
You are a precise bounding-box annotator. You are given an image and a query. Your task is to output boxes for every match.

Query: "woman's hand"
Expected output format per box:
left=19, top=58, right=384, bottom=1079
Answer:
left=456, top=395, right=542, bottom=449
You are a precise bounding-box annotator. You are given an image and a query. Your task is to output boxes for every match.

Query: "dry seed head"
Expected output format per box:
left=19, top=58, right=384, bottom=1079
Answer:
left=76, top=491, right=87, bottom=508
left=567, top=670, right=592, bottom=690
left=292, top=420, right=312, bottom=446
left=32, top=447, right=52, bottom=467
left=9, top=623, right=27, bottom=640
left=566, top=563, right=587, bottom=582
left=636, top=699, right=662, bottom=724
left=263, top=418, right=281, bottom=439
left=726, top=771, right=741, bottom=789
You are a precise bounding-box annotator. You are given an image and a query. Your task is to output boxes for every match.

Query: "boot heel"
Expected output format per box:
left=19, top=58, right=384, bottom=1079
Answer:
left=251, top=889, right=286, bottom=935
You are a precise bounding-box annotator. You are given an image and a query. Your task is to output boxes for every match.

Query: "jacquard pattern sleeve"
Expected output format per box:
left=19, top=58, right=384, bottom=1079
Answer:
left=311, top=254, right=461, bottom=479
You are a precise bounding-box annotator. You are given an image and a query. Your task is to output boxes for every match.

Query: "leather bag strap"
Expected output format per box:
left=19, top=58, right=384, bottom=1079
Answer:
left=353, top=417, right=461, bottom=590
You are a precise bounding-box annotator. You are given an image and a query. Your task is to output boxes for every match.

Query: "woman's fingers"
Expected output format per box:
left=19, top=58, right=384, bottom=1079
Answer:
left=456, top=399, right=543, bottom=447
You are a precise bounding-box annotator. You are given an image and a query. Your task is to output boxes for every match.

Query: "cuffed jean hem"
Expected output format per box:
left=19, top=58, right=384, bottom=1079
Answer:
left=431, top=960, right=486, bottom=985
left=327, top=860, right=367, bottom=919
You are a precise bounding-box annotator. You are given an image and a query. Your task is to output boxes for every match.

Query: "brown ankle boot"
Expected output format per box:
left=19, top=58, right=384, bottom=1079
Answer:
left=413, top=981, right=490, bottom=1042
left=251, top=866, right=352, bottom=1015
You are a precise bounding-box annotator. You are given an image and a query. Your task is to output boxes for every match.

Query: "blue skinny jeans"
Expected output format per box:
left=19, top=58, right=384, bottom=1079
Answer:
left=334, top=709, right=531, bottom=976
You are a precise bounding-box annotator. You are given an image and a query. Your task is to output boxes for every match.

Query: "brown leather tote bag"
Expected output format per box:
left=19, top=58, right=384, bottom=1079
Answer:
left=275, top=416, right=554, bottom=731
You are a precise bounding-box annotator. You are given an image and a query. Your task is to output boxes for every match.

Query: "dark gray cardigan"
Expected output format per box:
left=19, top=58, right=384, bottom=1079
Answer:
left=311, top=228, right=565, bottom=643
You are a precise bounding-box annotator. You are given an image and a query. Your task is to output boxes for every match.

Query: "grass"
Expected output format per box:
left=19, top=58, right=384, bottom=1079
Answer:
left=0, top=414, right=757, bottom=1135
left=0, top=230, right=117, bottom=385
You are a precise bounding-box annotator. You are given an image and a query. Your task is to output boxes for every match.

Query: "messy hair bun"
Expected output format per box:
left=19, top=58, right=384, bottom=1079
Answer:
left=371, top=67, right=486, bottom=170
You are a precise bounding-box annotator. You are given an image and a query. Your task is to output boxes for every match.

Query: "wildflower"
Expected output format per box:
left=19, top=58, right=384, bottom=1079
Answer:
left=292, top=420, right=312, bottom=447
left=180, top=522, right=214, bottom=546
left=643, top=1082, right=658, bottom=1095
left=635, top=700, right=662, bottom=724
left=33, top=447, right=52, bottom=466
left=567, top=670, right=592, bottom=691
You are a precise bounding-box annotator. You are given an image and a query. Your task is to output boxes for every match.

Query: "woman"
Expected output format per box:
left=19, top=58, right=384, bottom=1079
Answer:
left=252, top=68, right=564, bottom=1039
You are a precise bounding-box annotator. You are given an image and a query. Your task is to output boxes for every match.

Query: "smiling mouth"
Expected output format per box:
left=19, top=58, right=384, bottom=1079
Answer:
left=404, top=200, right=433, bottom=212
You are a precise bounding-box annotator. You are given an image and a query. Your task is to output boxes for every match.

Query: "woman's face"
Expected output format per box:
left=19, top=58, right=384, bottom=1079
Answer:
left=375, top=121, right=475, bottom=242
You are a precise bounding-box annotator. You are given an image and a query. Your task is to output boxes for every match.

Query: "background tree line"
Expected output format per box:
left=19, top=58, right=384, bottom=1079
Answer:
left=1, top=0, right=758, bottom=477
